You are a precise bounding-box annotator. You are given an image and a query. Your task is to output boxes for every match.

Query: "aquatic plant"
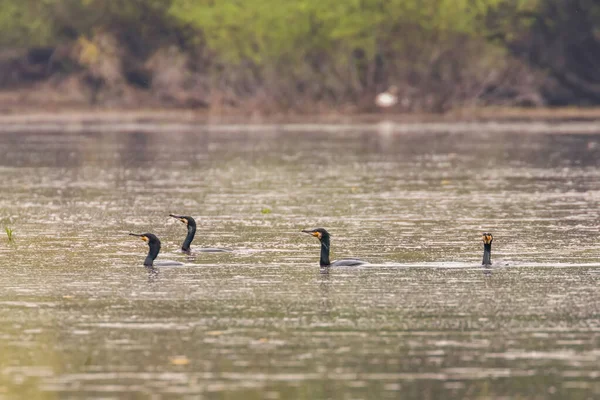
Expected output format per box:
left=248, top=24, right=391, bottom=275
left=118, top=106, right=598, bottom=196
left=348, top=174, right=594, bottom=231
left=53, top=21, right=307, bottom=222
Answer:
left=5, top=226, right=14, bottom=243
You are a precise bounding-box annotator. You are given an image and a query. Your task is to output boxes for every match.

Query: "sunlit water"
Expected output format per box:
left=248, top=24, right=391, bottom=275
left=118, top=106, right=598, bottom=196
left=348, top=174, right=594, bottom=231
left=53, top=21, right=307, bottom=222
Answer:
left=0, top=125, right=599, bottom=399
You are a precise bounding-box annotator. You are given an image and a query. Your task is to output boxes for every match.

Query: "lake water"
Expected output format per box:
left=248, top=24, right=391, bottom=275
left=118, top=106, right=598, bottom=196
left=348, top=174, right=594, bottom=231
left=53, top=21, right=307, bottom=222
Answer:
left=0, top=123, right=599, bottom=399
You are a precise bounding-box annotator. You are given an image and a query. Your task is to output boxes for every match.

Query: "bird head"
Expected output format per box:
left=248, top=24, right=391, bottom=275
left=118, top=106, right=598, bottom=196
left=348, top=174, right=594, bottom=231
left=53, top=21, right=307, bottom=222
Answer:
left=302, top=228, right=331, bottom=242
left=170, top=214, right=196, bottom=229
left=129, top=232, right=160, bottom=245
left=482, top=233, right=493, bottom=245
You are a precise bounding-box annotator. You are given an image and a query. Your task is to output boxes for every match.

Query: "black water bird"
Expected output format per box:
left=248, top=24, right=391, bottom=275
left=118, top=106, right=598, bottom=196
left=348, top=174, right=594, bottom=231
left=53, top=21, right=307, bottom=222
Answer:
left=129, top=233, right=183, bottom=267
left=169, top=214, right=230, bottom=253
left=482, top=233, right=493, bottom=266
left=302, top=228, right=368, bottom=267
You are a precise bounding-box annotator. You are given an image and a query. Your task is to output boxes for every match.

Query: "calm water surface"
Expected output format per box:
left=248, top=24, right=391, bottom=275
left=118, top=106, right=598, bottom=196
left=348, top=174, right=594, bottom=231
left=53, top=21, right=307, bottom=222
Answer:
left=0, top=126, right=599, bottom=399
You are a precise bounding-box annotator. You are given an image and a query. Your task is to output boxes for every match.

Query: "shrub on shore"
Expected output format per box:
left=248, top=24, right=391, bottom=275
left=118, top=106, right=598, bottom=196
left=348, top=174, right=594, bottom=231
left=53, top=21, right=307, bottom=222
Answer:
left=0, top=0, right=595, bottom=113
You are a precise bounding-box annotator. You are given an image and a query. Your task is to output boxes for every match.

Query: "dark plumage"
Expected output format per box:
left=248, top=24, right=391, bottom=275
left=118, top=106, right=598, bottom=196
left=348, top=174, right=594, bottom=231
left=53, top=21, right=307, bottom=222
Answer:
left=482, top=233, right=493, bottom=266
left=129, top=232, right=183, bottom=267
left=129, top=233, right=161, bottom=267
left=302, top=228, right=367, bottom=267
left=170, top=214, right=230, bottom=253
left=169, top=214, right=196, bottom=253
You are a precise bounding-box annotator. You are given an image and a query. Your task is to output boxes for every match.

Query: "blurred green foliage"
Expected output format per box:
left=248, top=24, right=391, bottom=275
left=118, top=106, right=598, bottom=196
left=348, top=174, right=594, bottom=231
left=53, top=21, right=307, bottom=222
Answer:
left=1, top=0, right=599, bottom=110
left=0, top=0, right=182, bottom=49
left=0, top=0, right=53, bottom=46
left=0, top=0, right=535, bottom=60
left=169, top=0, right=511, bottom=65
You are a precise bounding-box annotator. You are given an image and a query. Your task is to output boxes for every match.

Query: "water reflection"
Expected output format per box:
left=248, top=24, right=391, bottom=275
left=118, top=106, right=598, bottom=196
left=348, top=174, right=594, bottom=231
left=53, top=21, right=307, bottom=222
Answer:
left=146, top=266, right=160, bottom=281
left=4, top=129, right=600, bottom=169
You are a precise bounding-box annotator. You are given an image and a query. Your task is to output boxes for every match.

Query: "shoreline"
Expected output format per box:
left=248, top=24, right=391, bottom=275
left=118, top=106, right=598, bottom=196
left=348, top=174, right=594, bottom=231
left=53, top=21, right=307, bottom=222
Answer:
left=0, top=107, right=599, bottom=134
left=2, top=106, right=600, bottom=122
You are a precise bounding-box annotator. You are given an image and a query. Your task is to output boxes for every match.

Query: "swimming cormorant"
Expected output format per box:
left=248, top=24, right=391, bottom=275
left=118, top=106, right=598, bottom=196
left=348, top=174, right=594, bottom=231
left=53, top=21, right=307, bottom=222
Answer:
left=482, top=233, right=493, bottom=266
left=302, top=228, right=368, bottom=267
left=169, top=214, right=230, bottom=253
left=129, top=233, right=183, bottom=267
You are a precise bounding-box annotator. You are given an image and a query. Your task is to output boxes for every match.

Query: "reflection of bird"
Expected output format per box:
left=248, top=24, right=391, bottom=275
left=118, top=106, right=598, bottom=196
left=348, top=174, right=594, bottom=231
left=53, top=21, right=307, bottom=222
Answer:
left=129, top=233, right=182, bottom=267
left=169, top=214, right=230, bottom=253
left=302, top=228, right=367, bottom=267
left=375, top=86, right=398, bottom=108
left=482, top=233, right=493, bottom=266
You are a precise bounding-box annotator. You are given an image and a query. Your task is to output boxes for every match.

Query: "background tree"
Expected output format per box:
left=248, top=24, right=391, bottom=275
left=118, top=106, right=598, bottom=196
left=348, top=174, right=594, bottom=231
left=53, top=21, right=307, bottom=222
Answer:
left=496, top=0, right=600, bottom=105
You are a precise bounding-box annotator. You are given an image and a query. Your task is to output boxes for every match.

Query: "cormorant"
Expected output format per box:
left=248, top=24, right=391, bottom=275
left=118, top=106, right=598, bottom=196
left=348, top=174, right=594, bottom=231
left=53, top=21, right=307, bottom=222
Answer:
left=169, top=214, right=230, bottom=253
left=482, top=233, right=493, bottom=266
left=129, top=233, right=183, bottom=267
left=302, top=228, right=368, bottom=267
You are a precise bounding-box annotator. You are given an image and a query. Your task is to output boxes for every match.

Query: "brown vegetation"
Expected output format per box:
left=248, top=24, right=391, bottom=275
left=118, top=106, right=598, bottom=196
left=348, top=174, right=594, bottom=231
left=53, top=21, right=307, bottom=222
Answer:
left=0, top=0, right=598, bottom=115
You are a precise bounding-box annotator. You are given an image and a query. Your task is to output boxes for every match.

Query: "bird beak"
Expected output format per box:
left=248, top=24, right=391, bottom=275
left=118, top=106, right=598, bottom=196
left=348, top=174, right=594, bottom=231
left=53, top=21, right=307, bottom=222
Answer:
left=170, top=214, right=187, bottom=224
left=301, top=230, right=321, bottom=239
left=129, top=233, right=148, bottom=242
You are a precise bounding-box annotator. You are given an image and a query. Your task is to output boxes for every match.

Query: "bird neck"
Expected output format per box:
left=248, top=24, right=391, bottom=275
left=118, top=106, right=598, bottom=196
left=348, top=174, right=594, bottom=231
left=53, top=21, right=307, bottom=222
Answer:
left=482, top=243, right=492, bottom=265
left=320, top=238, right=331, bottom=267
left=182, top=225, right=196, bottom=252
left=145, top=242, right=160, bottom=267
